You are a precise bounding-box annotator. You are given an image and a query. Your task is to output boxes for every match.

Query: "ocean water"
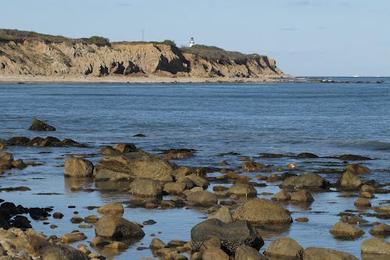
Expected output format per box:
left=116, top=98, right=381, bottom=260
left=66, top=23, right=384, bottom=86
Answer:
left=0, top=79, right=390, bottom=259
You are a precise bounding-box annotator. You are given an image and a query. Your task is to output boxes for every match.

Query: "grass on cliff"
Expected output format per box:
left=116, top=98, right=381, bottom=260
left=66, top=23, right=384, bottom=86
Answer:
left=0, top=29, right=110, bottom=47
left=181, top=44, right=261, bottom=63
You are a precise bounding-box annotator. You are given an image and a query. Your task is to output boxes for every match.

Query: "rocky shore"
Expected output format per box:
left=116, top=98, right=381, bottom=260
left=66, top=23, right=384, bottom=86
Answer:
left=1, top=119, right=390, bottom=259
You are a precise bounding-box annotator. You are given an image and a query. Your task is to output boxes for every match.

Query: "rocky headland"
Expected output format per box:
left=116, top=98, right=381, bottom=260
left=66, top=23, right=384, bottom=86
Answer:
left=0, top=29, right=286, bottom=84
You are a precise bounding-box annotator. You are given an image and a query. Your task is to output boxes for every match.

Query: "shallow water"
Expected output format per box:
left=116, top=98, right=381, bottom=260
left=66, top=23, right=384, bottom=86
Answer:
left=0, top=80, right=390, bottom=259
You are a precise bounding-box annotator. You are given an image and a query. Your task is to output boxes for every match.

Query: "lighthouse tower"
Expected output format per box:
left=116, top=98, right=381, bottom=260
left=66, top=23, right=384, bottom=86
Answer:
left=188, top=37, right=195, bottom=47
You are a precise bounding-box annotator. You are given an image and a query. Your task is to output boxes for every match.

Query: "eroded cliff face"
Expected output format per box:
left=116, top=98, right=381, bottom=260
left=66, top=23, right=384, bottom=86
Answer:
left=0, top=40, right=283, bottom=78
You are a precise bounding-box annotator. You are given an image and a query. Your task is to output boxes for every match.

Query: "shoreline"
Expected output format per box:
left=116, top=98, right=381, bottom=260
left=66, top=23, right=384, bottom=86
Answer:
left=0, top=75, right=296, bottom=85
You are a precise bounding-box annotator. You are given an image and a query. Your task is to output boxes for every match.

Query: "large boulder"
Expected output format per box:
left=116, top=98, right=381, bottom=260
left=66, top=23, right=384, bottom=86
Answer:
left=361, top=238, right=390, bottom=256
left=93, top=150, right=174, bottom=181
left=228, top=183, right=257, bottom=198
left=186, top=191, right=217, bottom=207
left=281, top=173, right=329, bottom=190
left=264, top=237, right=303, bottom=259
left=191, top=219, right=263, bottom=254
left=338, top=171, right=362, bottom=190
left=129, top=179, right=163, bottom=197
left=303, top=247, right=358, bottom=260
left=64, top=156, right=93, bottom=178
left=232, top=199, right=292, bottom=226
left=329, top=222, right=364, bottom=239
left=28, top=118, right=56, bottom=131
left=95, top=215, right=145, bottom=241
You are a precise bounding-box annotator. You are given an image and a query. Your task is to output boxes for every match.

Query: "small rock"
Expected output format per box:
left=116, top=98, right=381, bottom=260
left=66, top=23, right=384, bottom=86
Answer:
left=97, top=203, right=124, bottom=216
left=354, top=198, right=371, bottom=208
left=264, top=237, right=303, bottom=259
left=369, top=223, right=390, bottom=236
left=202, top=248, right=229, bottom=260
left=186, top=191, right=217, bottom=207
left=361, top=238, right=390, bottom=256
left=272, top=190, right=291, bottom=201
left=95, top=215, right=145, bottom=241
left=235, top=245, right=266, bottom=260
left=29, top=118, right=56, bottom=131
left=61, top=231, right=87, bottom=243
left=290, top=190, right=314, bottom=202
left=130, top=179, right=163, bottom=197
left=208, top=206, right=233, bottom=223
left=303, top=247, right=358, bottom=260
left=113, top=143, right=137, bottom=153
left=150, top=238, right=166, bottom=250
left=330, top=222, right=364, bottom=239
left=228, top=183, right=257, bottom=198
left=64, top=156, right=94, bottom=178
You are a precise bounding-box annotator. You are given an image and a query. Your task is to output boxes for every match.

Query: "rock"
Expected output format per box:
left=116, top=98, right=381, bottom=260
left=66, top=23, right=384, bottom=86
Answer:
left=93, top=150, right=174, bottom=181
left=361, top=184, right=375, bottom=193
left=337, top=154, right=371, bottom=161
left=241, top=160, right=265, bottom=172
left=150, top=238, right=166, bottom=250
left=232, top=199, right=292, bottom=226
left=113, top=143, right=137, bottom=153
left=61, top=231, right=87, bottom=243
left=360, top=191, right=374, bottom=199
left=296, top=152, right=319, bottom=159
left=11, top=159, right=27, bottom=169
left=282, top=173, right=329, bottom=190
left=95, top=215, right=145, bottom=241
left=354, top=198, right=371, bottom=208
left=329, top=222, right=364, bottom=239
left=264, top=237, right=304, bottom=259
left=97, top=203, right=124, bottom=216
left=200, top=237, right=221, bottom=251
left=6, top=136, right=31, bottom=146
left=272, top=190, right=291, bottom=201
left=84, top=215, right=99, bottom=223
left=163, top=149, right=195, bottom=160
left=40, top=244, right=88, bottom=260
left=296, top=217, right=309, bottom=223
left=290, top=190, right=314, bottom=202
left=0, top=152, right=13, bottom=169
left=202, top=248, right=229, bottom=260
left=185, top=175, right=209, bottom=189
left=130, top=179, right=163, bottom=197
left=338, top=171, right=362, bottom=190
left=235, top=245, right=266, bottom=260
left=191, top=219, right=263, bottom=254
left=163, top=182, right=187, bottom=195
left=29, top=118, right=56, bottom=131
left=186, top=191, right=217, bottom=207
left=303, top=247, right=358, bottom=260
left=64, top=156, right=94, bottom=178
left=369, top=223, right=390, bottom=236
left=228, top=183, right=257, bottom=198
left=346, top=164, right=370, bottom=175
left=208, top=207, right=233, bottom=223
left=361, top=238, right=390, bottom=255
left=52, top=212, right=64, bottom=219
left=287, top=163, right=297, bottom=170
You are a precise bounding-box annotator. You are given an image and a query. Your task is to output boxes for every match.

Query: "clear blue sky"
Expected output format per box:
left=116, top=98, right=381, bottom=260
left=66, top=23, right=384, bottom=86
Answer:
left=1, top=0, right=389, bottom=76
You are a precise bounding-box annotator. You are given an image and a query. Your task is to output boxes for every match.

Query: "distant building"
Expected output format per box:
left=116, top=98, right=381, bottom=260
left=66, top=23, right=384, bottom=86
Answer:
left=188, top=37, right=195, bottom=47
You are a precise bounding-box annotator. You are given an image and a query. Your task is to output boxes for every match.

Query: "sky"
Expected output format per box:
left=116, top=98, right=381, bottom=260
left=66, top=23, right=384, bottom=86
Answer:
left=0, top=0, right=389, bottom=76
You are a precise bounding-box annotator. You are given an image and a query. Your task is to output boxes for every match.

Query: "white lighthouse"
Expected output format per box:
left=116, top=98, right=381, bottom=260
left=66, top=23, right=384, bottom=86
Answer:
left=188, top=37, right=195, bottom=47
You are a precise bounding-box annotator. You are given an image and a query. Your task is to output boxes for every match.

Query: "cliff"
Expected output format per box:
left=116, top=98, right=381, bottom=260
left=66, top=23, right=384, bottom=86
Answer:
left=0, top=29, right=284, bottom=80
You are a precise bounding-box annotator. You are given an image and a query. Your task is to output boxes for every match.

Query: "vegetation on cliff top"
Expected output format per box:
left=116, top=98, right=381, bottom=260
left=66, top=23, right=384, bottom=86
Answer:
left=181, top=45, right=263, bottom=64
left=0, top=29, right=110, bottom=47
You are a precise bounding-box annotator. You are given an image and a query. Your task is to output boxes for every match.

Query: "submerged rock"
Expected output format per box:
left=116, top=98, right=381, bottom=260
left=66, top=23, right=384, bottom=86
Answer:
left=64, top=156, right=94, bottom=178
left=191, top=219, right=263, bottom=254
left=337, top=154, right=371, bottom=161
left=232, top=199, right=292, bottom=226
left=28, top=118, right=56, bottom=131
left=241, top=160, right=265, bottom=172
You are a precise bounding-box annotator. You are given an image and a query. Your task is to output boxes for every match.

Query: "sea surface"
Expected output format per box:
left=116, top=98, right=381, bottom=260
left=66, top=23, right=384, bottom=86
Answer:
left=0, top=78, right=390, bottom=259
